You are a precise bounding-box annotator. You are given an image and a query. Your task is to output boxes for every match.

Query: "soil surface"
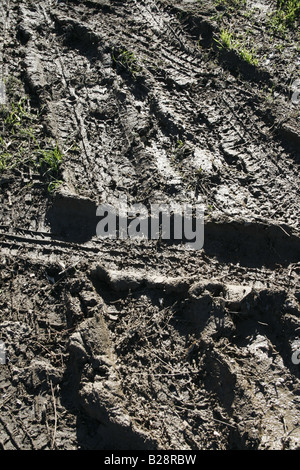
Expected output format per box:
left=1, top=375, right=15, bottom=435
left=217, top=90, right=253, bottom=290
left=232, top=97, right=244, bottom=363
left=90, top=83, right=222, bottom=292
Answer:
left=0, top=0, right=300, bottom=450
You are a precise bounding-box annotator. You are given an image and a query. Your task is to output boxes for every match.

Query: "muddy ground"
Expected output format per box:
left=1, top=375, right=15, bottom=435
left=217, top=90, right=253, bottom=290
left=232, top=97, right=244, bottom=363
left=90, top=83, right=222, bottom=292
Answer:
left=0, top=0, right=300, bottom=450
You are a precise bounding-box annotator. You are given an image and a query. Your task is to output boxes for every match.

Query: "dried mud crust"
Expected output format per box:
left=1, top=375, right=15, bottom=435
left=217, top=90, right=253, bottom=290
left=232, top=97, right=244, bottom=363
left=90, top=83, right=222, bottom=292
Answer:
left=0, top=0, right=299, bottom=450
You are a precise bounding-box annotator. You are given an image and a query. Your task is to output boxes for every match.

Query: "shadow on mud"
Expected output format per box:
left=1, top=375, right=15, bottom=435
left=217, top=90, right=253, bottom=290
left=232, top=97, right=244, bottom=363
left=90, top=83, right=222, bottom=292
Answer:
left=46, top=193, right=300, bottom=269
left=159, top=220, right=300, bottom=269
left=46, top=192, right=98, bottom=243
left=203, top=220, right=300, bottom=269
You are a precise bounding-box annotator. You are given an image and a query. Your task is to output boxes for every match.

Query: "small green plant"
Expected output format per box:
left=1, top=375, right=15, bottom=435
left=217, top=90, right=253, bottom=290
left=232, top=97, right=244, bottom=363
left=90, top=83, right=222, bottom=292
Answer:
left=48, top=179, right=63, bottom=194
left=38, top=144, right=63, bottom=177
left=268, top=0, right=300, bottom=33
left=0, top=82, right=65, bottom=191
left=3, top=97, right=31, bottom=127
left=214, top=28, right=235, bottom=49
left=215, top=29, right=259, bottom=66
left=275, top=43, right=285, bottom=52
left=239, top=46, right=259, bottom=66
left=112, top=48, right=141, bottom=76
left=266, top=84, right=276, bottom=103
left=0, top=154, right=8, bottom=171
left=242, top=9, right=256, bottom=19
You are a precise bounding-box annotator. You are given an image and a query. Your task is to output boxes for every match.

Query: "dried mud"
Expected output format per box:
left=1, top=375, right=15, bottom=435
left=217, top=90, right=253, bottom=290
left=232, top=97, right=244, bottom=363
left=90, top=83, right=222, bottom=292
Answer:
left=0, top=0, right=300, bottom=450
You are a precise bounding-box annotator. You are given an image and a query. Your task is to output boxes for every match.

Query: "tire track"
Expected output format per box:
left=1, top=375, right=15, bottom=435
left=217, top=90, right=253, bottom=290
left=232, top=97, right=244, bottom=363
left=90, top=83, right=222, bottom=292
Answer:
left=15, top=0, right=300, bottom=238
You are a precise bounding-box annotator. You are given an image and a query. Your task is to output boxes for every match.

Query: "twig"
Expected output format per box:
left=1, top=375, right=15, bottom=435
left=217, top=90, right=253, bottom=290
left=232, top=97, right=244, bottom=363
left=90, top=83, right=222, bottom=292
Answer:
left=278, top=225, right=291, bottom=237
left=0, top=415, right=21, bottom=450
left=49, top=380, right=57, bottom=450
left=0, top=393, right=14, bottom=409
left=128, top=369, right=200, bottom=377
left=212, top=417, right=237, bottom=429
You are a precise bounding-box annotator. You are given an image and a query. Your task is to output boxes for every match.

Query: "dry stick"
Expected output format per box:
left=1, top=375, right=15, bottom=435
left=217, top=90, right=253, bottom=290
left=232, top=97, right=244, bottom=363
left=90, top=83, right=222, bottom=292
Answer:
left=212, top=417, right=237, bottom=430
left=0, top=393, right=14, bottom=410
left=129, top=369, right=200, bottom=377
left=286, top=424, right=300, bottom=437
left=0, top=415, right=21, bottom=450
left=49, top=380, right=57, bottom=451
left=13, top=413, right=37, bottom=451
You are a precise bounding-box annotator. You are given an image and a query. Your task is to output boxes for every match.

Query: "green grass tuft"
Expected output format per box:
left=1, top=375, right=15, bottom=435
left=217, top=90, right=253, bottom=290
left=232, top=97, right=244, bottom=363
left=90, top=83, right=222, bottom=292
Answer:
left=269, top=0, right=300, bottom=33
left=0, top=83, right=64, bottom=191
left=214, top=29, right=259, bottom=66
left=112, top=48, right=141, bottom=76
